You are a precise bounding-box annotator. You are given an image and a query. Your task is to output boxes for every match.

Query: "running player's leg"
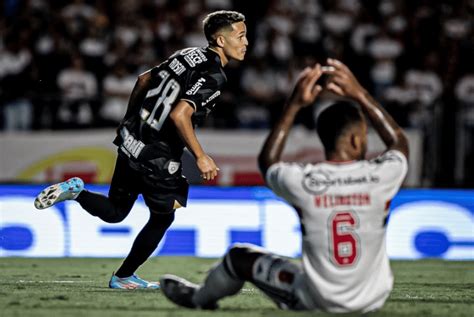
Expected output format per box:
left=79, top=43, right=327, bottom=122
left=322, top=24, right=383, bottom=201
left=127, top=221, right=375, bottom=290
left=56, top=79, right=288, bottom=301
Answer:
left=74, top=155, right=138, bottom=223
left=111, top=173, right=189, bottom=287
left=114, top=211, right=175, bottom=278
left=34, top=155, right=137, bottom=223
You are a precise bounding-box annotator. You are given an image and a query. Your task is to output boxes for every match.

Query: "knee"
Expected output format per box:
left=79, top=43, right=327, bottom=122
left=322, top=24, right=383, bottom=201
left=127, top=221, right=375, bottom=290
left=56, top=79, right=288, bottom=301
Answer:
left=97, top=207, right=129, bottom=223
left=149, top=211, right=175, bottom=228
left=227, top=243, right=254, bottom=263
left=226, top=243, right=264, bottom=280
left=105, top=212, right=128, bottom=223
left=104, top=204, right=134, bottom=223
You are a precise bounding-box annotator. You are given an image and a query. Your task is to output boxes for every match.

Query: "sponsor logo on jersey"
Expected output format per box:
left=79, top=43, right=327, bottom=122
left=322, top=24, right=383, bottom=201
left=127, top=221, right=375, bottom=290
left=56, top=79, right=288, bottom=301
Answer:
left=169, top=58, right=186, bottom=75
left=182, top=48, right=208, bottom=67
left=303, top=171, right=331, bottom=194
left=202, top=90, right=221, bottom=106
left=119, top=127, right=145, bottom=159
left=303, top=171, right=380, bottom=195
left=186, top=78, right=206, bottom=95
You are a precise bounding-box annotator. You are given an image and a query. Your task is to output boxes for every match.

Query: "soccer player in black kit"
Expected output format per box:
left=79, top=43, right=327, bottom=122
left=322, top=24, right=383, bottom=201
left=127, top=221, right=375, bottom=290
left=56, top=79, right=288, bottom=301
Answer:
left=34, top=11, right=248, bottom=289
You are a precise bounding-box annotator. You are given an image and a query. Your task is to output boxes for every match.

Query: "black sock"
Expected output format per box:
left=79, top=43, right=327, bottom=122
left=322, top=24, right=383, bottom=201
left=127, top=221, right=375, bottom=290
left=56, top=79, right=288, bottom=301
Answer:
left=115, top=212, right=175, bottom=278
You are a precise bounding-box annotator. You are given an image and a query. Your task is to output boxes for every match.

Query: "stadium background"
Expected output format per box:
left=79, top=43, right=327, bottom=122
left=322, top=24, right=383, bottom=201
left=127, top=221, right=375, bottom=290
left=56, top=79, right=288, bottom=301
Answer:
left=0, top=0, right=473, bottom=315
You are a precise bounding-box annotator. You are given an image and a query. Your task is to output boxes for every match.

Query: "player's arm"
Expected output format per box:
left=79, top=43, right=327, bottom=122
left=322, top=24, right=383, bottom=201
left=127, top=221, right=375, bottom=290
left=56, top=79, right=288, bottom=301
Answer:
left=121, top=70, right=152, bottom=121
left=258, top=65, right=323, bottom=176
left=324, top=59, right=409, bottom=158
left=170, top=100, right=219, bottom=181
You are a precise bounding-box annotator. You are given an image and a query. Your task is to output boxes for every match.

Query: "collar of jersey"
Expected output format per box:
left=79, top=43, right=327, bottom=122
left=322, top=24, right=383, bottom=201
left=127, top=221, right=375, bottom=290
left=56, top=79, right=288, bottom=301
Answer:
left=207, top=46, right=223, bottom=66
left=325, top=159, right=358, bottom=165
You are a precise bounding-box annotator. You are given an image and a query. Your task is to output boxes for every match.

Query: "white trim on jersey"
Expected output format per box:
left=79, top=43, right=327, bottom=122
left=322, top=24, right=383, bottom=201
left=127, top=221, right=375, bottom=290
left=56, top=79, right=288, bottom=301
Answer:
left=180, top=98, right=197, bottom=111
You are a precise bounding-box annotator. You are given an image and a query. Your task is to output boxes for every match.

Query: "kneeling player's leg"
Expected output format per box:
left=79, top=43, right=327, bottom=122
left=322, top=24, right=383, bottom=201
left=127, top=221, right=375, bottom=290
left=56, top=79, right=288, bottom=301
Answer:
left=115, top=211, right=175, bottom=278
left=160, top=244, right=254, bottom=309
left=226, top=243, right=306, bottom=310
left=191, top=244, right=252, bottom=307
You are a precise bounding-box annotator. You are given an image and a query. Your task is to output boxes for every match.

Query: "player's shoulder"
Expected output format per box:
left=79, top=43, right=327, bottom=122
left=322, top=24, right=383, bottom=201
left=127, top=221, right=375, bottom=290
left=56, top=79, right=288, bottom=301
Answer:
left=369, top=150, right=407, bottom=166
left=173, top=47, right=221, bottom=69
left=266, top=161, right=312, bottom=179
left=176, top=47, right=225, bottom=80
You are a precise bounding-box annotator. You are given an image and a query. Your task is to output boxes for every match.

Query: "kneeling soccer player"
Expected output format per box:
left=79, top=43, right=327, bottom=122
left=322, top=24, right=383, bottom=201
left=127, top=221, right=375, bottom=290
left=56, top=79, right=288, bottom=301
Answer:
left=160, top=60, right=408, bottom=313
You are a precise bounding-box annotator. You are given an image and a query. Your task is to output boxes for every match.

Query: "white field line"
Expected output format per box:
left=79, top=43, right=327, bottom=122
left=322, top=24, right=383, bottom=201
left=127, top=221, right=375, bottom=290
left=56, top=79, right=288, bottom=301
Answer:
left=15, top=281, right=261, bottom=291
left=17, top=280, right=95, bottom=284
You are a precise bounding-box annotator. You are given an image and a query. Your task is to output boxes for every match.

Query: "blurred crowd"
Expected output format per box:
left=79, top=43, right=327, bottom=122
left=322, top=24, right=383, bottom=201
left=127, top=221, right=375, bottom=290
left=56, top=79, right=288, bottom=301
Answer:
left=0, top=0, right=473, bottom=185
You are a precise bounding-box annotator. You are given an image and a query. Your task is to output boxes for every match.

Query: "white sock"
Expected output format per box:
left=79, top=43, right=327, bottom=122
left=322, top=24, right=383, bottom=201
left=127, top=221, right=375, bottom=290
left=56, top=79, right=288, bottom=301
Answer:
left=192, top=253, right=244, bottom=306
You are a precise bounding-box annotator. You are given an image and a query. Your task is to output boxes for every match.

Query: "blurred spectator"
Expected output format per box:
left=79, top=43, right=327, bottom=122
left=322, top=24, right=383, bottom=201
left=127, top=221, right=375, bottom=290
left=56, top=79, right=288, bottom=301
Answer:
left=79, top=22, right=109, bottom=81
left=0, top=34, right=33, bottom=131
left=100, top=63, right=136, bottom=126
left=239, top=58, right=282, bottom=128
left=455, top=74, right=474, bottom=185
left=456, top=75, right=474, bottom=106
left=367, top=30, right=403, bottom=99
left=403, top=53, right=443, bottom=128
left=56, top=55, right=98, bottom=128
left=61, top=0, right=97, bottom=21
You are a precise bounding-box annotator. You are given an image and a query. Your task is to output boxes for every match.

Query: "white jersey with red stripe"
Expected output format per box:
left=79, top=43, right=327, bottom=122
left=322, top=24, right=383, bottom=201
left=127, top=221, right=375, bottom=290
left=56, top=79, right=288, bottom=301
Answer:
left=265, top=150, right=408, bottom=313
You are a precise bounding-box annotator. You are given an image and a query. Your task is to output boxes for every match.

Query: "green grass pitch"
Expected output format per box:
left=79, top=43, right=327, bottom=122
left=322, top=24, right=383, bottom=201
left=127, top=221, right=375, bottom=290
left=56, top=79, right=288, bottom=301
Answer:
left=0, top=258, right=472, bottom=317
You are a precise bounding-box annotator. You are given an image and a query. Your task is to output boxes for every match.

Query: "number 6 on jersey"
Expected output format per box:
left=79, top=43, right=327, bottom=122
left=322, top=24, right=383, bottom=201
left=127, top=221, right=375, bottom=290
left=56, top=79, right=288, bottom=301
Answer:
left=329, top=211, right=360, bottom=267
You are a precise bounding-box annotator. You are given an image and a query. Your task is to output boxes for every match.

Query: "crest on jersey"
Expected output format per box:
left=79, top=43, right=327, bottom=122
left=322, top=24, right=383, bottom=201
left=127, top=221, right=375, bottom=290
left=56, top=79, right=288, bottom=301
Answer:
left=302, top=171, right=332, bottom=195
left=168, top=161, right=180, bottom=175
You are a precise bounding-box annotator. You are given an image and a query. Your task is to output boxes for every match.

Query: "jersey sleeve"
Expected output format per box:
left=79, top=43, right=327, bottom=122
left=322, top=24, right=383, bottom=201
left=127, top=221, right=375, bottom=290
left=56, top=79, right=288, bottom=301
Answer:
left=180, top=69, right=224, bottom=113
left=370, top=150, right=408, bottom=199
left=265, top=162, right=306, bottom=206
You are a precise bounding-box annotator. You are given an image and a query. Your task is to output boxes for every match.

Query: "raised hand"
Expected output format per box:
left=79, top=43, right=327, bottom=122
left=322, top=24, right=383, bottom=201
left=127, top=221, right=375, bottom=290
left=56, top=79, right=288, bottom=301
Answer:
left=289, top=64, right=324, bottom=108
left=324, top=58, right=366, bottom=100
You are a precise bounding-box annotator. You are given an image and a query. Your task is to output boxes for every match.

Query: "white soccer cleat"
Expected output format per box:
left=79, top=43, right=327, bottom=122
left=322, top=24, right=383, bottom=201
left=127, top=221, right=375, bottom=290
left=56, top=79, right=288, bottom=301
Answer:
left=34, top=177, right=84, bottom=210
left=160, top=274, right=218, bottom=310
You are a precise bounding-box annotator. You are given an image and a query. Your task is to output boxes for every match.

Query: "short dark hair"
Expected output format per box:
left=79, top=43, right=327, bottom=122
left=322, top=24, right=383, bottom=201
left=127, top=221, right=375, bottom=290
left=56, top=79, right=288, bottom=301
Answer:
left=203, top=10, right=245, bottom=45
left=316, top=101, right=365, bottom=153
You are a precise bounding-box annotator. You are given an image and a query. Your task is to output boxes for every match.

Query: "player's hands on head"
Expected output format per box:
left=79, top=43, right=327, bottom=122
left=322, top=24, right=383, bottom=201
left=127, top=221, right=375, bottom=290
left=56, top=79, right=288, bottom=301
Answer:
left=289, top=64, right=323, bottom=108
left=197, top=154, right=219, bottom=181
left=324, top=58, right=365, bottom=100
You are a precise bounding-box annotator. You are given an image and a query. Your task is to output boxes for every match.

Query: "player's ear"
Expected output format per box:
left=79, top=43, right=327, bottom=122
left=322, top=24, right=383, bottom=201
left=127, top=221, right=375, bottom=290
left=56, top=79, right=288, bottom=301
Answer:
left=351, top=133, right=360, bottom=151
left=216, top=35, right=225, bottom=48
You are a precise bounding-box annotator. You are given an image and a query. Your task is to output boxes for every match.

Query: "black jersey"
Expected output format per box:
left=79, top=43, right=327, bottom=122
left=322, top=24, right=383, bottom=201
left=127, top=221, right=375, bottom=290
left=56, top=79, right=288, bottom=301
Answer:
left=114, top=47, right=226, bottom=170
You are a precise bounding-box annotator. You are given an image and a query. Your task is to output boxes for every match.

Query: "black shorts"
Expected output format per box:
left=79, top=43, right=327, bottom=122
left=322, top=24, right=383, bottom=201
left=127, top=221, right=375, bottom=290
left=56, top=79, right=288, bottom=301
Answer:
left=108, top=154, right=189, bottom=213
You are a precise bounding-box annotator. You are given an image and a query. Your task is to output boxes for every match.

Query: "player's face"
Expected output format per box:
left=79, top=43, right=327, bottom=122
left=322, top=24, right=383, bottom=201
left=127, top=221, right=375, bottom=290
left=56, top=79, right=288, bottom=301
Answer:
left=222, top=21, right=248, bottom=61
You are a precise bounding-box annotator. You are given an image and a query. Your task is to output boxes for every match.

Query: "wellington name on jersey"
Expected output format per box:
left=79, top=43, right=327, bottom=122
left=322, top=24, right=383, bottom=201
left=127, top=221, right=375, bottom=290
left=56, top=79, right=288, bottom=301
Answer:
left=266, top=150, right=408, bottom=313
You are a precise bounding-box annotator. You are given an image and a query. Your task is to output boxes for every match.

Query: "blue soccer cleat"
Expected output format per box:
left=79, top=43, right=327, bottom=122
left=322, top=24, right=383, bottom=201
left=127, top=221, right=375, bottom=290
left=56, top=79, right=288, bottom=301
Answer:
left=34, top=177, right=84, bottom=210
left=109, top=274, right=160, bottom=289
left=109, top=273, right=160, bottom=290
